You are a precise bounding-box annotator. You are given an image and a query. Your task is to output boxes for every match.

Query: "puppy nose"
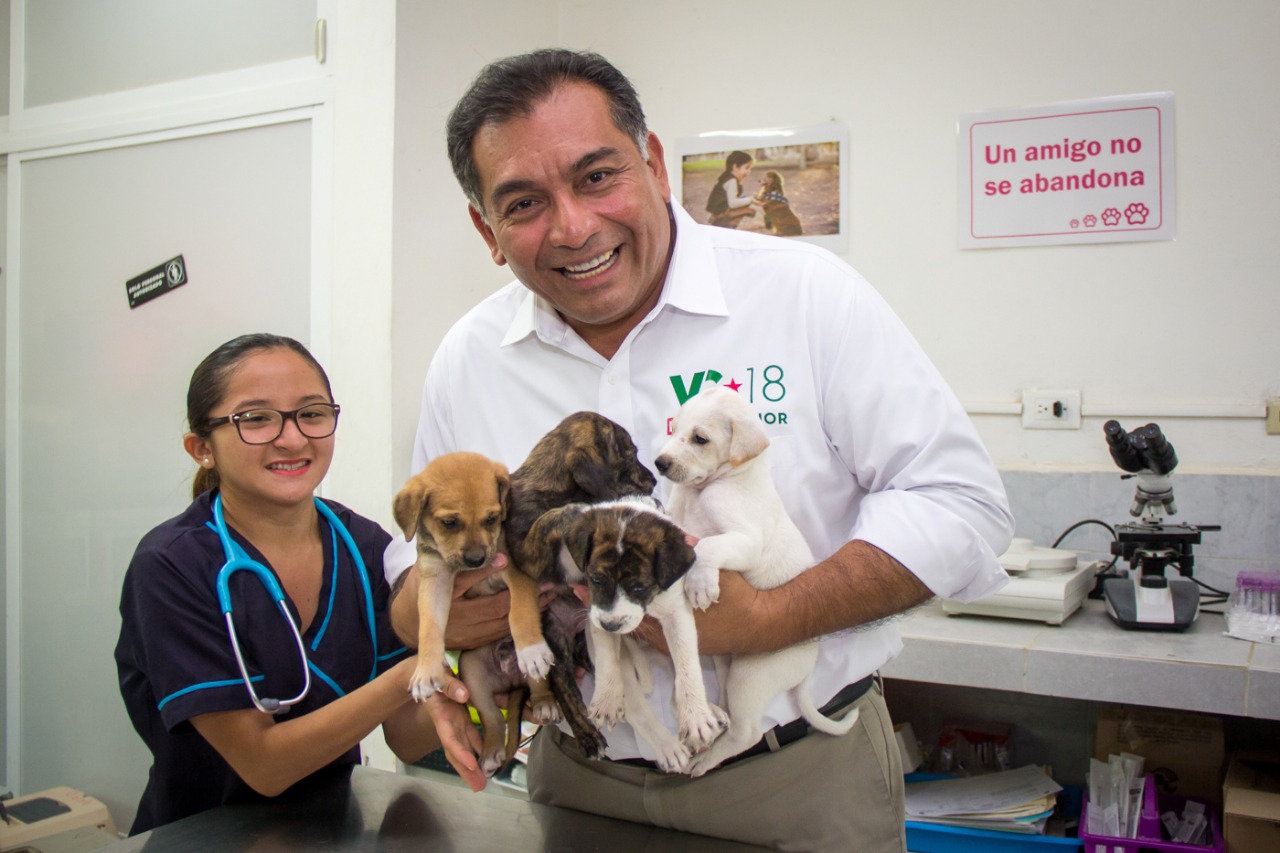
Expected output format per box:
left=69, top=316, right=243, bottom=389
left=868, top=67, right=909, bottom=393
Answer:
left=463, top=550, right=488, bottom=568
left=599, top=618, right=626, bottom=633
left=654, top=456, right=671, bottom=474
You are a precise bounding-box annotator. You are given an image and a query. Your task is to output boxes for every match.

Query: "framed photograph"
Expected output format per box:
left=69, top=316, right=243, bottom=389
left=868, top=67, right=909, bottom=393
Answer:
left=672, top=121, right=849, bottom=253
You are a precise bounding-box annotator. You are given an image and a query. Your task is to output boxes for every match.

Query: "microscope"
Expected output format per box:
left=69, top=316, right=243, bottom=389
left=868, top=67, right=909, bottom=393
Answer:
left=1101, top=420, right=1215, bottom=632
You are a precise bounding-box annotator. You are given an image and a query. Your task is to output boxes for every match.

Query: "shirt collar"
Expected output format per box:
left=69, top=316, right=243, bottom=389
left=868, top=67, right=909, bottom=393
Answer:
left=499, top=203, right=728, bottom=348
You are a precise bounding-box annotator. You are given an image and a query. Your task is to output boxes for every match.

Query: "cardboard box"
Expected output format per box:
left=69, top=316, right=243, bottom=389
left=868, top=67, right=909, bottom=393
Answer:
left=1094, top=705, right=1225, bottom=805
left=1223, top=752, right=1280, bottom=853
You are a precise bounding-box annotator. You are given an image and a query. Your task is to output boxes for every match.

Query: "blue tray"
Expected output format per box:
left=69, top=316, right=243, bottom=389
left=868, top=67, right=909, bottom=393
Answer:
left=905, top=773, right=1083, bottom=853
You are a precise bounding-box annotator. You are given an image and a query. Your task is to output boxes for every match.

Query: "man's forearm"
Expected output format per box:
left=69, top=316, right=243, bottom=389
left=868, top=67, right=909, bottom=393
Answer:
left=693, top=539, right=933, bottom=654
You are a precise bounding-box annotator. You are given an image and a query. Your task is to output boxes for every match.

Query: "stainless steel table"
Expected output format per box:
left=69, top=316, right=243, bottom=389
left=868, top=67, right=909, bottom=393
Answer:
left=103, top=766, right=769, bottom=851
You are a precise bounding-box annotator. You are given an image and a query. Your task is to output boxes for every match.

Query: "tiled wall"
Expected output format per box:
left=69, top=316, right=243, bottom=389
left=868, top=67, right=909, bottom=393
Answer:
left=999, top=470, right=1280, bottom=597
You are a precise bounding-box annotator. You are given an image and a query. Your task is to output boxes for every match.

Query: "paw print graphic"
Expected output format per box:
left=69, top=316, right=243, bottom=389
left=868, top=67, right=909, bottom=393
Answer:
left=1070, top=219, right=1080, bottom=229
left=1083, top=214, right=1097, bottom=228
left=1101, top=208, right=1121, bottom=227
left=1124, top=202, right=1150, bottom=225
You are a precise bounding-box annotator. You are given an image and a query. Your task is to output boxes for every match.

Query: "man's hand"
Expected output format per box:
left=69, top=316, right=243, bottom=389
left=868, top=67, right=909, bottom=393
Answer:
left=391, top=555, right=524, bottom=651
left=622, top=571, right=762, bottom=655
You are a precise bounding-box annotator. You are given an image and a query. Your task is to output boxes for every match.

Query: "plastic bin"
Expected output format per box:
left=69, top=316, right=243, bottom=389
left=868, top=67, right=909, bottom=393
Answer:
left=1079, top=775, right=1222, bottom=853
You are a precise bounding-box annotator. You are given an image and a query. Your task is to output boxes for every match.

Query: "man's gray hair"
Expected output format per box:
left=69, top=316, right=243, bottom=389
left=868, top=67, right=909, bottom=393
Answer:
left=446, top=48, right=649, bottom=215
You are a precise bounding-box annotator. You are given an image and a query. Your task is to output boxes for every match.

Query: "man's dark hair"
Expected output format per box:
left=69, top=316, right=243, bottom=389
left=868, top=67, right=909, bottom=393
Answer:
left=446, top=48, right=649, bottom=216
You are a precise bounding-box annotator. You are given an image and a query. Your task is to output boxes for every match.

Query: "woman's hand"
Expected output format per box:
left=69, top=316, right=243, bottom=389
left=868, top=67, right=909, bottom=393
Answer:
left=423, top=692, right=488, bottom=792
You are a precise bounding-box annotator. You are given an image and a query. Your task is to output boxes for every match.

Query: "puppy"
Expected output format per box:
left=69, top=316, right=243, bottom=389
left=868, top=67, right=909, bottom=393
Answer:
left=521, top=497, right=728, bottom=771
left=392, top=451, right=509, bottom=702
left=502, top=411, right=659, bottom=760
left=393, top=452, right=527, bottom=775
left=654, top=385, right=860, bottom=776
left=755, top=170, right=804, bottom=236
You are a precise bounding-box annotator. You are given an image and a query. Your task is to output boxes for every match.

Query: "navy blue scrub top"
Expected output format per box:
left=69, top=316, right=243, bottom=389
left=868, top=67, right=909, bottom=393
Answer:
left=114, top=491, right=409, bottom=834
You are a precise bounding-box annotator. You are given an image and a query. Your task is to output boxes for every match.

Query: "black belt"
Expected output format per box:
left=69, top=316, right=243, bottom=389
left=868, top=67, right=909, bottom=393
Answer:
left=612, top=674, right=875, bottom=772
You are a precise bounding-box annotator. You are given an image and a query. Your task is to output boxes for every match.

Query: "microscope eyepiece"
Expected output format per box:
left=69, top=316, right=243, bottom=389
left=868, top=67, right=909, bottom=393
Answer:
left=1103, top=420, right=1146, bottom=472
left=1138, top=423, right=1178, bottom=475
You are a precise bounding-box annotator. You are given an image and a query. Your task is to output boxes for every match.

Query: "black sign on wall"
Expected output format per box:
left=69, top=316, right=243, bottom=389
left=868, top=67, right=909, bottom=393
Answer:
left=126, top=255, right=187, bottom=309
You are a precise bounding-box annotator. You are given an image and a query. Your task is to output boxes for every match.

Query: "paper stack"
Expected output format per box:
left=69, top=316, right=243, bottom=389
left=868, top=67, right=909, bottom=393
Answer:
left=905, top=765, right=1063, bottom=834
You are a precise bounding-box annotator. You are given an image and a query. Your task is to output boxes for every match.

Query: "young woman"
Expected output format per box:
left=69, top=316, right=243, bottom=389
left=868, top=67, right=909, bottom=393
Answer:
left=114, top=333, right=488, bottom=834
left=704, top=149, right=758, bottom=228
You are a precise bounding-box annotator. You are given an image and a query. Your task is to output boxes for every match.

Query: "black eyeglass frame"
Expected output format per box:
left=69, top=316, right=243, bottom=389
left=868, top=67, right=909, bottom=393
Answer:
left=205, top=402, right=341, bottom=445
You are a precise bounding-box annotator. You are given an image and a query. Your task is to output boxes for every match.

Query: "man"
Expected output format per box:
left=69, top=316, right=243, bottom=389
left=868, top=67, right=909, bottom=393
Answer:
left=397, top=48, right=1014, bottom=851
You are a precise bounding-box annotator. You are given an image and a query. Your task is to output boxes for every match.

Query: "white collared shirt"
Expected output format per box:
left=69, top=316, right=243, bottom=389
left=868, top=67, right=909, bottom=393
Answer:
left=394, top=204, right=1013, bottom=761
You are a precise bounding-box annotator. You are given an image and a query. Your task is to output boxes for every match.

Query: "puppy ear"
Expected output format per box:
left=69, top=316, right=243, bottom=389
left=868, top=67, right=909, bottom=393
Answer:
left=563, top=513, right=598, bottom=577
left=567, top=445, right=610, bottom=498
left=523, top=504, right=583, bottom=582
left=727, top=410, right=770, bottom=467
left=654, top=521, right=697, bottom=590
left=392, top=479, right=428, bottom=541
left=492, top=461, right=511, bottom=519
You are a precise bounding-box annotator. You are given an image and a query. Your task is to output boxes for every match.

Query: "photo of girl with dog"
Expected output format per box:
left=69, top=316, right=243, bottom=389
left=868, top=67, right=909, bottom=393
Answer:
left=681, top=137, right=842, bottom=239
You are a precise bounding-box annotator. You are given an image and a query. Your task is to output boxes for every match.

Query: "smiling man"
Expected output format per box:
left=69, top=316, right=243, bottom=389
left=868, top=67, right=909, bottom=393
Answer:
left=393, top=49, right=1014, bottom=852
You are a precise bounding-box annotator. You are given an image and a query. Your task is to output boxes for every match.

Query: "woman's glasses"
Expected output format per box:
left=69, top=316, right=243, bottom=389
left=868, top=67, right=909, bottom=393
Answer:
left=205, top=402, right=340, bottom=445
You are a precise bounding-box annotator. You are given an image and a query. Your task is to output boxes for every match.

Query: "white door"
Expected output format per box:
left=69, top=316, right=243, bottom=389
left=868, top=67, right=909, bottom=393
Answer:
left=11, top=115, right=313, bottom=828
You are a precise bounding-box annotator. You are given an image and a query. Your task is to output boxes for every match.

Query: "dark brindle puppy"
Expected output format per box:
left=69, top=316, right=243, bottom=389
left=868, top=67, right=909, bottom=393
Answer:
left=502, top=412, right=658, bottom=760
left=520, top=497, right=728, bottom=772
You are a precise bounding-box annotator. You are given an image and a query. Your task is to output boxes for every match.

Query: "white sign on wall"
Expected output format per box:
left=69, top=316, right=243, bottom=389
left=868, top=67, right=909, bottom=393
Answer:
left=959, top=92, right=1174, bottom=249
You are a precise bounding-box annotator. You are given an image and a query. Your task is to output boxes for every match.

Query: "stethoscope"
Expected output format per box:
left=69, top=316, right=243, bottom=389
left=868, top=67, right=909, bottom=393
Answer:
left=211, top=493, right=377, bottom=714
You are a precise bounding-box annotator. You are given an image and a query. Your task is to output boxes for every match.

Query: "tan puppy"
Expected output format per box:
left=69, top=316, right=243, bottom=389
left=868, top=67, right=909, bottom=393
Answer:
left=392, top=452, right=509, bottom=703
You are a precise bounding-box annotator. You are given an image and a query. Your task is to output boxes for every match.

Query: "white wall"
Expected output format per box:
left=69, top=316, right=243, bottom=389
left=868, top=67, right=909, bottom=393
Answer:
left=391, top=0, right=1280, bottom=479
left=391, top=0, right=558, bottom=492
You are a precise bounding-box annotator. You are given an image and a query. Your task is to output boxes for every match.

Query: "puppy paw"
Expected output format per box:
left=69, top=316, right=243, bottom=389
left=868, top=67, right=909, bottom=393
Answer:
left=530, top=696, right=562, bottom=725
left=653, top=739, right=692, bottom=774
left=408, top=664, right=445, bottom=703
left=574, top=727, right=608, bottom=761
left=685, top=750, right=722, bottom=778
left=479, top=747, right=507, bottom=778
left=679, top=701, right=729, bottom=752
left=516, top=641, right=554, bottom=680
left=683, top=564, right=720, bottom=611
left=588, top=691, right=625, bottom=730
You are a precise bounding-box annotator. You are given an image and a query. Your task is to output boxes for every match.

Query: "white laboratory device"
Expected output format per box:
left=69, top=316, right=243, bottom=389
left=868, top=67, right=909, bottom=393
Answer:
left=942, top=538, right=1099, bottom=625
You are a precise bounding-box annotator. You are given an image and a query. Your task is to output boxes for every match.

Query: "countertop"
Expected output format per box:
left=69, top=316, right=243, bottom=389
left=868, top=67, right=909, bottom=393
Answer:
left=883, top=597, right=1280, bottom=719
left=100, top=765, right=768, bottom=852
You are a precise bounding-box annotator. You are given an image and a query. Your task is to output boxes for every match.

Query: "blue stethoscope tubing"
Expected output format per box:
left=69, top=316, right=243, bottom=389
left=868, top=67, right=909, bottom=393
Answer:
left=212, top=493, right=377, bottom=714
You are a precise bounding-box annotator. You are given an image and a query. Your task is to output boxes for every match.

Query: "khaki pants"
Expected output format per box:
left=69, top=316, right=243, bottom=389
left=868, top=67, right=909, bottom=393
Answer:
left=528, top=680, right=905, bottom=852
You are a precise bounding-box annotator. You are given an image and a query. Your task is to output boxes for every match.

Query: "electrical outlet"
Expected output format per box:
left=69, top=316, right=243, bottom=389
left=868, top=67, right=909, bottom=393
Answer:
left=1268, top=399, right=1280, bottom=435
left=1022, top=388, right=1082, bottom=430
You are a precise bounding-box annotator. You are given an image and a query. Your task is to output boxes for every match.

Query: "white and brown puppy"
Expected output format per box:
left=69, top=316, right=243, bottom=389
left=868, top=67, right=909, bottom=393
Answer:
left=654, top=385, right=860, bottom=776
left=498, top=412, right=659, bottom=761
left=521, top=497, right=728, bottom=771
left=392, top=451, right=509, bottom=703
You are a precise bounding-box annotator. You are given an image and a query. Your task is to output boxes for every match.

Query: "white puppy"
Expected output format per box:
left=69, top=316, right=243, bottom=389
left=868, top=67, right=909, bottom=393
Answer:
left=654, top=385, right=861, bottom=776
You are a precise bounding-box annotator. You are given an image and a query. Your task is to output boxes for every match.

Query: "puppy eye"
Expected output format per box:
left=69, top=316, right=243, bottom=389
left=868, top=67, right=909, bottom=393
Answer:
left=628, top=583, right=647, bottom=598
left=588, top=575, right=605, bottom=587
left=440, top=518, right=459, bottom=530
left=484, top=513, right=500, bottom=527
left=692, top=433, right=709, bottom=445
